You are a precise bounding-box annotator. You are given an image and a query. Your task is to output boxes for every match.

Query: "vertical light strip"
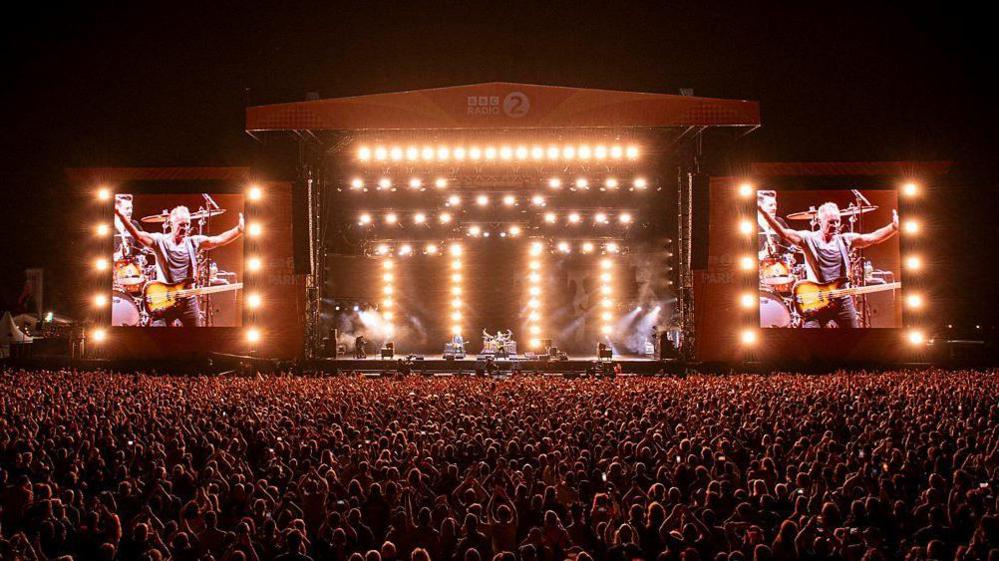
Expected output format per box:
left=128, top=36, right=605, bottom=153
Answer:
left=449, top=244, right=463, bottom=338
left=527, top=241, right=545, bottom=350
left=598, top=257, right=615, bottom=338
left=382, top=258, right=396, bottom=339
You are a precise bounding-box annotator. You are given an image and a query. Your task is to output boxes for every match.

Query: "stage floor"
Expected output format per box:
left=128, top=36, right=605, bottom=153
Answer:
left=308, top=354, right=670, bottom=375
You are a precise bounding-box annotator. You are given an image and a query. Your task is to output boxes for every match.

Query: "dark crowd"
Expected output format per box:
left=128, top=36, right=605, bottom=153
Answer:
left=2, top=369, right=999, bottom=561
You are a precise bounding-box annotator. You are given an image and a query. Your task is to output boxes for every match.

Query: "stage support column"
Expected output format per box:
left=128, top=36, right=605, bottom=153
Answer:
left=676, top=164, right=695, bottom=361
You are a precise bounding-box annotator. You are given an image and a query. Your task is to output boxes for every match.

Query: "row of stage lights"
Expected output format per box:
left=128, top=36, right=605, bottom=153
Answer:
left=357, top=210, right=635, bottom=227
left=357, top=143, right=641, bottom=163
left=90, top=185, right=267, bottom=346
left=733, top=180, right=926, bottom=348
left=347, top=176, right=650, bottom=192
left=368, top=240, right=624, bottom=257
left=525, top=245, right=544, bottom=350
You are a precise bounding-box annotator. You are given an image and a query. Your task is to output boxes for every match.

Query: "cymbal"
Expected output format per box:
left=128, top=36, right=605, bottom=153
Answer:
left=786, top=204, right=878, bottom=221
left=140, top=208, right=227, bottom=224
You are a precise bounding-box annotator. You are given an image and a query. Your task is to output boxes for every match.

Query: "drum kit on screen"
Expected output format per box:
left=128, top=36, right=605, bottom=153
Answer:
left=111, top=203, right=237, bottom=327
left=758, top=198, right=892, bottom=328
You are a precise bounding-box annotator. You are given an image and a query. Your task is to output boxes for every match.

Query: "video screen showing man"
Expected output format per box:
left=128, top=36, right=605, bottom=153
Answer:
left=110, top=194, right=245, bottom=327
left=756, top=189, right=901, bottom=328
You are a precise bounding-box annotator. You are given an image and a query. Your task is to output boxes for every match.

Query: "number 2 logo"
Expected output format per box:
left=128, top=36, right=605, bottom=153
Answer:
left=503, top=92, right=530, bottom=118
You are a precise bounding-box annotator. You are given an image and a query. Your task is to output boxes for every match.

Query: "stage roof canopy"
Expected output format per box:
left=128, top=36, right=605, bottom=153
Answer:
left=245, top=82, right=760, bottom=133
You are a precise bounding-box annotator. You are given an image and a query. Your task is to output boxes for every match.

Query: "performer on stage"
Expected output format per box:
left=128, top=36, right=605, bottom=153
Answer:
left=758, top=201, right=898, bottom=328
left=354, top=335, right=367, bottom=359
left=115, top=205, right=244, bottom=327
left=757, top=190, right=789, bottom=259
left=113, top=194, right=144, bottom=259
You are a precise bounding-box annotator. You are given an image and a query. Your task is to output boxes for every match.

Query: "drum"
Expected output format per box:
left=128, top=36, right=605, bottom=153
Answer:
left=113, top=257, right=146, bottom=293
left=759, top=290, right=792, bottom=328
left=760, top=254, right=796, bottom=292
left=111, top=290, right=141, bottom=326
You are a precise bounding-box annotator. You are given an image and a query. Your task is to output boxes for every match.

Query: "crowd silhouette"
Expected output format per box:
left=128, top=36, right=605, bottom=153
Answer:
left=2, top=369, right=998, bottom=561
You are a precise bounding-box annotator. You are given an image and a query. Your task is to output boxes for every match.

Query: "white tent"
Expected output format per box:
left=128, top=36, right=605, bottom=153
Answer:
left=1, top=311, right=32, bottom=358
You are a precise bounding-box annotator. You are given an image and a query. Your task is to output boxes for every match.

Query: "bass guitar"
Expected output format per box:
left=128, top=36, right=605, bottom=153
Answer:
left=791, top=278, right=901, bottom=318
left=142, top=279, right=243, bottom=316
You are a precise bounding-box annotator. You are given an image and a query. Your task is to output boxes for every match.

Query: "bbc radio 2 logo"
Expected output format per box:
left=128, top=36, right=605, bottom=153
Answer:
left=466, top=92, right=530, bottom=118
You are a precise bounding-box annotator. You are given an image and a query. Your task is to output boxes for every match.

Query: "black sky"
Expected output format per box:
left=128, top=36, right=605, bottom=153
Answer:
left=2, top=2, right=997, bottom=328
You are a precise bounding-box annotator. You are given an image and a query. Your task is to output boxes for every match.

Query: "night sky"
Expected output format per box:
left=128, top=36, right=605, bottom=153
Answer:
left=2, top=2, right=996, bottom=332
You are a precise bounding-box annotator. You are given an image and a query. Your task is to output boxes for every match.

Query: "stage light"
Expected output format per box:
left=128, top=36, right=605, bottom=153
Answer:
left=500, top=146, right=513, bottom=160
left=96, top=187, right=112, bottom=201
left=246, top=328, right=261, bottom=344
left=600, top=258, right=613, bottom=269
left=382, top=298, right=393, bottom=308
left=385, top=325, right=396, bottom=337
left=375, top=244, right=390, bottom=256
left=903, top=220, right=919, bottom=234
left=484, top=146, right=497, bottom=160
left=421, top=146, right=434, bottom=161
left=740, top=329, right=758, bottom=345
left=626, top=145, right=640, bottom=159
left=359, top=213, right=372, bottom=225
left=350, top=178, right=364, bottom=190
left=451, top=311, right=462, bottom=321
left=409, top=178, right=423, bottom=189
left=906, top=294, right=924, bottom=309
left=469, top=146, right=482, bottom=160
left=383, top=311, right=395, bottom=321
left=398, top=244, right=413, bottom=256
left=600, top=285, right=612, bottom=295
left=738, top=182, right=753, bottom=198
left=94, top=223, right=110, bottom=237
left=619, top=213, right=633, bottom=224
left=246, top=292, right=262, bottom=309
left=503, top=194, right=516, bottom=207
left=451, top=298, right=462, bottom=308
left=468, top=225, right=482, bottom=237
left=247, top=222, right=263, bottom=237
left=425, top=243, right=439, bottom=255
left=739, top=219, right=754, bottom=235
left=601, top=325, right=613, bottom=335
left=605, top=178, right=619, bottom=189
left=581, top=242, right=595, bottom=253
left=509, top=225, right=522, bottom=237
left=91, top=328, right=107, bottom=343
left=528, top=298, right=540, bottom=308
left=738, top=255, right=755, bottom=270
left=515, top=145, right=528, bottom=160
left=435, top=177, right=448, bottom=189
left=413, top=213, right=427, bottom=225
left=544, top=212, right=557, bottom=224
left=375, top=146, right=388, bottom=161
left=548, top=177, right=562, bottom=189
left=450, top=244, right=463, bottom=256
left=451, top=273, right=462, bottom=282
left=557, top=241, right=571, bottom=253
left=907, top=329, right=925, bottom=345
left=383, top=285, right=394, bottom=295
left=451, top=325, right=463, bottom=335
left=407, top=146, right=420, bottom=161
left=93, top=294, right=108, bottom=307
left=383, top=259, right=394, bottom=270
left=447, top=195, right=461, bottom=207
left=601, top=311, right=612, bottom=321
left=531, top=195, right=546, bottom=207
left=453, top=147, right=466, bottom=160
left=605, top=242, right=620, bottom=254
left=610, top=145, right=624, bottom=159
left=385, top=213, right=398, bottom=225
left=633, top=177, right=648, bottom=190
left=528, top=311, right=540, bottom=322
left=390, top=147, right=403, bottom=161
left=383, top=272, right=394, bottom=282
left=578, top=145, right=592, bottom=160
left=739, top=293, right=756, bottom=308
left=451, top=286, right=462, bottom=295
left=94, top=258, right=109, bottom=271
left=600, top=298, right=612, bottom=308
left=547, top=145, right=560, bottom=160
left=575, top=178, right=589, bottom=189
left=905, top=255, right=922, bottom=270
left=378, top=177, right=392, bottom=189
left=530, top=242, right=545, bottom=256
left=439, top=212, right=452, bottom=224
left=529, top=260, right=541, bottom=270
left=531, top=145, right=544, bottom=160
left=476, top=194, right=489, bottom=206
left=529, top=326, right=541, bottom=337
left=568, top=213, right=581, bottom=224
left=599, top=272, right=611, bottom=282
left=594, top=145, right=608, bottom=159
left=902, top=181, right=920, bottom=197
left=358, top=146, right=371, bottom=161
left=529, top=337, right=541, bottom=349
left=529, top=286, right=541, bottom=296
left=594, top=212, right=608, bottom=224
left=437, top=146, right=450, bottom=161
left=451, top=259, right=462, bottom=270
